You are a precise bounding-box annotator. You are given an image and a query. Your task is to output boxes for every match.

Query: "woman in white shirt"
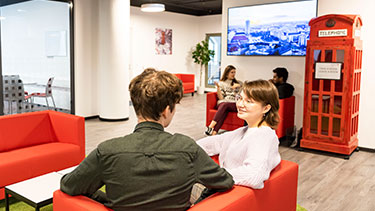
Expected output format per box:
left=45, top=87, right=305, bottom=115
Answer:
left=205, top=65, right=242, bottom=136
left=198, top=79, right=281, bottom=189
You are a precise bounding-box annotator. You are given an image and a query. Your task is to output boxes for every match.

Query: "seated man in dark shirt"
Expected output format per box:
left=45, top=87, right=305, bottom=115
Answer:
left=271, top=67, right=294, bottom=99
left=60, top=68, right=234, bottom=211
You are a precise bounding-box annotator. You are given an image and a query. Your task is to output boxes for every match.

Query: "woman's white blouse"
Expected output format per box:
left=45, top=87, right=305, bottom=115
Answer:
left=197, top=126, right=281, bottom=189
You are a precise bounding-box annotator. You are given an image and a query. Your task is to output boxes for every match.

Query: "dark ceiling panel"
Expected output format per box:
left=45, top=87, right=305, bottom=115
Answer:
left=0, top=0, right=31, bottom=7
left=130, top=0, right=222, bottom=16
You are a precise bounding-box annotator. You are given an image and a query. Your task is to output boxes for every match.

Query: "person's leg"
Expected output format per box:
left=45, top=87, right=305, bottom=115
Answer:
left=213, top=102, right=237, bottom=133
left=206, top=103, right=226, bottom=135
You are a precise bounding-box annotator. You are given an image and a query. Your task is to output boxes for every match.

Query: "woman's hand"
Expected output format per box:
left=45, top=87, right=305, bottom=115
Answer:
left=214, top=81, right=219, bottom=88
left=232, top=83, right=241, bottom=89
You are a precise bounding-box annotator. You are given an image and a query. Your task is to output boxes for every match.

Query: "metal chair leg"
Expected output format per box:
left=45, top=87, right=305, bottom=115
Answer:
left=45, top=98, right=50, bottom=110
left=51, top=96, right=56, bottom=111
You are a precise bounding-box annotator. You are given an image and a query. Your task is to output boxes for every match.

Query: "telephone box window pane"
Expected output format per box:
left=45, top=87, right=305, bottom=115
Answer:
left=314, top=50, right=321, bottom=62
left=321, top=116, right=329, bottom=135
left=323, top=80, right=331, bottom=91
left=325, top=50, right=333, bottom=62
left=335, top=73, right=343, bottom=92
left=310, top=116, right=318, bottom=134
left=311, top=94, right=319, bottom=113
left=322, top=95, right=330, bottom=114
left=336, top=50, right=345, bottom=63
left=312, top=77, right=320, bottom=91
left=332, top=118, right=341, bottom=137
left=334, top=96, right=342, bottom=114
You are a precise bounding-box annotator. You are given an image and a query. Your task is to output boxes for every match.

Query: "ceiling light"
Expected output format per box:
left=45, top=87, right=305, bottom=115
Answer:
left=141, top=3, right=165, bottom=12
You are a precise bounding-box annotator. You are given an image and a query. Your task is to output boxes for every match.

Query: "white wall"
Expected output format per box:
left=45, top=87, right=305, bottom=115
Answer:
left=222, top=0, right=375, bottom=148
left=317, top=0, right=375, bottom=148
left=130, top=7, right=200, bottom=82
left=74, top=6, right=222, bottom=117
left=198, top=14, right=222, bottom=40
left=74, top=0, right=99, bottom=117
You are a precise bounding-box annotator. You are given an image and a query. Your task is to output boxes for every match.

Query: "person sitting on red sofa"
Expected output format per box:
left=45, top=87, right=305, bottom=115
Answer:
left=270, top=67, right=294, bottom=99
left=198, top=80, right=281, bottom=190
left=205, top=65, right=243, bottom=136
left=60, top=68, right=234, bottom=211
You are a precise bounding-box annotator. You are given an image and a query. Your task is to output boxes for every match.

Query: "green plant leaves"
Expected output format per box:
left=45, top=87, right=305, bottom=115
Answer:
left=192, top=40, right=215, bottom=65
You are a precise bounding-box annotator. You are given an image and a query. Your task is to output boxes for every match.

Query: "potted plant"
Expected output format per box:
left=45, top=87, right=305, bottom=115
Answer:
left=192, top=40, right=214, bottom=94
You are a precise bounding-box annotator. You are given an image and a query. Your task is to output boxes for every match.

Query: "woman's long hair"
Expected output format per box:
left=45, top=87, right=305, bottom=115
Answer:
left=242, top=80, right=280, bottom=129
left=220, top=65, right=239, bottom=86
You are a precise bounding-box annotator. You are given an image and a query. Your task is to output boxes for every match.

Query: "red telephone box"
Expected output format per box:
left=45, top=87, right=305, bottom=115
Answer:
left=301, top=14, right=362, bottom=156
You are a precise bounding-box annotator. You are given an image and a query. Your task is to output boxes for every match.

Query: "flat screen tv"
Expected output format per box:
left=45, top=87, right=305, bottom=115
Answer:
left=227, top=0, right=317, bottom=56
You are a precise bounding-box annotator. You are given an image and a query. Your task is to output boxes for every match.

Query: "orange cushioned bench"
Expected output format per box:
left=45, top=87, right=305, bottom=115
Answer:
left=0, top=110, right=85, bottom=199
left=175, top=73, right=195, bottom=96
left=53, top=157, right=298, bottom=211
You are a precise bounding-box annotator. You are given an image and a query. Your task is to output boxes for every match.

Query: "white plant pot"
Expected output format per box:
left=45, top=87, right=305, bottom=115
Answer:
left=197, top=86, right=205, bottom=95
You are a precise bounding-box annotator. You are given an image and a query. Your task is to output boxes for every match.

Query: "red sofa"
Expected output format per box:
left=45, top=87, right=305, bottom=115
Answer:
left=53, top=157, right=298, bottom=211
left=206, top=92, right=295, bottom=138
left=175, top=73, right=195, bottom=96
left=0, top=110, right=85, bottom=199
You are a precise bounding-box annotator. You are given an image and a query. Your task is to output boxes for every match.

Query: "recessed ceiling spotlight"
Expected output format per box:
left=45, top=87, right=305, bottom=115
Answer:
left=141, top=3, right=165, bottom=12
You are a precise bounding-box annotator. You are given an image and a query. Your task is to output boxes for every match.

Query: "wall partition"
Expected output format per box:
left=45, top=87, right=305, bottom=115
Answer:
left=0, top=0, right=74, bottom=115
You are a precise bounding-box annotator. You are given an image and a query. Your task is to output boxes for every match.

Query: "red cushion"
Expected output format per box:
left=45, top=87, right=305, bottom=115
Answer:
left=276, top=96, right=295, bottom=138
left=183, top=83, right=194, bottom=93
left=175, top=74, right=195, bottom=94
left=0, top=111, right=56, bottom=152
left=0, top=142, right=82, bottom=187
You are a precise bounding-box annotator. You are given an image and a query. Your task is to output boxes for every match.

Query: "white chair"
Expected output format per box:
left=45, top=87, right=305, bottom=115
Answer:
left=29, top=77, right=56, bottom=110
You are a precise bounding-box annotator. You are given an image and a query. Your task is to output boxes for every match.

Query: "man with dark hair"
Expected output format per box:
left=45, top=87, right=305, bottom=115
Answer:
left=271, top=67, right=294, bottom=99
left=60, top=68, right=234, bottom=211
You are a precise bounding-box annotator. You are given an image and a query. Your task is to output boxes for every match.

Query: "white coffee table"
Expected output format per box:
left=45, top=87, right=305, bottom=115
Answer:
left=4, top=166, right=78, bottom=211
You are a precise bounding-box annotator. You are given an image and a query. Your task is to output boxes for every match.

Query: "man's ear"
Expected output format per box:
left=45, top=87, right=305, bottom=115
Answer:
left=161, top=106, right=170, bottom=118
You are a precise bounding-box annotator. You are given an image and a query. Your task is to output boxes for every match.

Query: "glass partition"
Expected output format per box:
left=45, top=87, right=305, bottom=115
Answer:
left=206, top=34, right=221, bottom=88
left=0, top=0, right=74, bottom=115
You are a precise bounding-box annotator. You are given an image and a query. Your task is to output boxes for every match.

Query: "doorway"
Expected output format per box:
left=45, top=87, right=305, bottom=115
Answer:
left=205, top=33, right=221, bottom=88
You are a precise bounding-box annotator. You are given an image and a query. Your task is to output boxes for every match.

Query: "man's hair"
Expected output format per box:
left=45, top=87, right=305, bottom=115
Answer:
left=242, top=80, right=280, bottom=129
left=273, top=67, right=289, bottom=82
left=129, top=68, right=183, bottom=121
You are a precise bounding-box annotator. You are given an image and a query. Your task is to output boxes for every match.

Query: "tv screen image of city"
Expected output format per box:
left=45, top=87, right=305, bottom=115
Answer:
left=227, top=0, right=317, bottom=56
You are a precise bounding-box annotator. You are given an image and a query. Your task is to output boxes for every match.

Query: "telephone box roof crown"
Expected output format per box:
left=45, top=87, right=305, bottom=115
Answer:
left=309, top=14, right=362, bottom=27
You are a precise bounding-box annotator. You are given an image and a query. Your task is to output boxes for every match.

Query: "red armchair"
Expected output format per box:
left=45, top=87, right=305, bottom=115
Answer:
left=0, top=110, right=85, bottom=199
left=206, top=92, right=295, bottom=138
left=53, top=157, right=298, bottom=211
left=175, top=73, right=195, bottom=96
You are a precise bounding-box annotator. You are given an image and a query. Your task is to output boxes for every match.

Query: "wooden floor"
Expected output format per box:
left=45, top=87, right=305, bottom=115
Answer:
left=85, top=93, right=375, bottom=211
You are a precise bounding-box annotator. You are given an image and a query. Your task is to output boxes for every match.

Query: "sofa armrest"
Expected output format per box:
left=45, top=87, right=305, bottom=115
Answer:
left=53, top=190, right=113, bottom=211
left=206, top=92, right=218, bottom=111
left=175, top=74, right=194, bottom=83
left=277, top=96, right=295, bottom=138
left=189, top=160, right=298, bottom=211
left=48, top=111, right=85, bottom=158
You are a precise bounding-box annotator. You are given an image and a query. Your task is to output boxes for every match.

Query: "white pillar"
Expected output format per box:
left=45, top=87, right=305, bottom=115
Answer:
left=97, top=0, right=130, bottom=120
